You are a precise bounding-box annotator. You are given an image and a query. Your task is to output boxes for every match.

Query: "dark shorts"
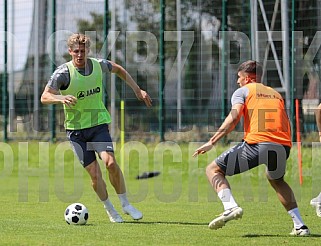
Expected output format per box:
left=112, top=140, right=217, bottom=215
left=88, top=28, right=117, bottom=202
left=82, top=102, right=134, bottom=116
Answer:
left=66, top=124, right=114, bottom=167
left=215, top=141, right=291, bottom=180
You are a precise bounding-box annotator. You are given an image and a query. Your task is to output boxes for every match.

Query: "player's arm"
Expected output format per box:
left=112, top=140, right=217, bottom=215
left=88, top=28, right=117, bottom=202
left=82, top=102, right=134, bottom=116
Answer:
left=41, top=86, right=77, bottom=108
left=315, top=103, right=321, bottom=142
left=109, top=61, right=152, bottom=107
left=209, top=103, right=243, bottom=145
left=193, top=103, right=243, bottom=157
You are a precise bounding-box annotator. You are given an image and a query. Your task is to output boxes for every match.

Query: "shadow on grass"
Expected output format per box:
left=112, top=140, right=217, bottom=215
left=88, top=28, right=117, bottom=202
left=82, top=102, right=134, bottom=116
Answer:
left=70, top=223, right=96, bottom=227
left=123, top=221, right=208, bottom=226
left=243, top=234, right=321, bottom=238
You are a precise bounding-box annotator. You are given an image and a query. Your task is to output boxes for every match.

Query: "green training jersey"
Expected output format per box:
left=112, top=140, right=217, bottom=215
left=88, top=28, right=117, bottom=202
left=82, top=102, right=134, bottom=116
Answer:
left=61, top=58, right=111, bottom=130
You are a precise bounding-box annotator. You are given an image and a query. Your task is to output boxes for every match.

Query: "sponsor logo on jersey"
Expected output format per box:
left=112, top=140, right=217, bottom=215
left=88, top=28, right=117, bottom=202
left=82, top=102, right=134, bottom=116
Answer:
left=77, top=87, right=101, bottom=100
left=77, top=91, right=85, bottom=99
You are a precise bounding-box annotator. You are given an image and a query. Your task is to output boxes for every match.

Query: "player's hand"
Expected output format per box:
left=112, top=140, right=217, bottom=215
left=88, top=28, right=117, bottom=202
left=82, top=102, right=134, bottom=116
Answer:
left=135, top=89, right=152, bottom=107
left=192, top=141, right=213, bottom=157
left=62, top=95, right=77, bottom=108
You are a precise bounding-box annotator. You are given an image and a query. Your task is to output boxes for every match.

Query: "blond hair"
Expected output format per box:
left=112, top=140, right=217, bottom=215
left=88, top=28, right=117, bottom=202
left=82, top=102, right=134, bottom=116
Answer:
left=67, top=33, right=91, bottom=49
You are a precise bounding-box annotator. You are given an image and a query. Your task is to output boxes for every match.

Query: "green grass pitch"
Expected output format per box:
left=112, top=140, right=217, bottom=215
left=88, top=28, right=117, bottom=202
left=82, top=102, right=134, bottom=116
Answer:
left=0, top=141, right=320, bottom=245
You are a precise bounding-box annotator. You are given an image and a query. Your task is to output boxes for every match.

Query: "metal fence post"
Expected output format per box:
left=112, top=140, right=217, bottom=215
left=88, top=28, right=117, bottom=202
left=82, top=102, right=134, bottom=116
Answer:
left=159, top=0, right=165, bottom=141
left=50, top=0, right=56, bottom=142
left=2, top=0, right=8, bottom=142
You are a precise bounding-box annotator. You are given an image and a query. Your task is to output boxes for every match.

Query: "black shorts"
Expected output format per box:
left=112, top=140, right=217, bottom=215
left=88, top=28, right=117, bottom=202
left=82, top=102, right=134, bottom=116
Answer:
left=215, top=141, right=291, bottom=180
left=66, top=124, right=114, bottom=167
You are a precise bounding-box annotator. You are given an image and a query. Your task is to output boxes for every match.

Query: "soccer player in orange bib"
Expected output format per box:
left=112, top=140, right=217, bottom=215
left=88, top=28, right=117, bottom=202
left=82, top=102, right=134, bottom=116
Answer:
left=193, top=60, right=310, bottom=236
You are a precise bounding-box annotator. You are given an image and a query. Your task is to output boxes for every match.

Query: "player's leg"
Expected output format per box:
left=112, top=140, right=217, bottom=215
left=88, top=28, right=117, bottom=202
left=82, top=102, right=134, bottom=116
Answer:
left=66, top=129, right=123, bottom=223
left=206, top=161, right=237, bottom=208
left=206, top=142, right=252, bottom=230
left=91, top=124, right=142, bottom=220
left=206, top=160, right=230, bottom=192
left=88, top=124, right=126, bottom=194
left=84, top=160, right=123, bottom=223
left=100, top=151, right=126, bottom=195
left=100, top=151, right=142, bottom=220
left=85, top=159, right=108, bottom=201
left=267, top=176, right=309, bottom=236
left=267, top=176, right=297, bottom=210
left=264, top=144, right=310, bottom=236
left=206, top=160, right=243, bottom=230
left=66, top=129, right=110, bottom=201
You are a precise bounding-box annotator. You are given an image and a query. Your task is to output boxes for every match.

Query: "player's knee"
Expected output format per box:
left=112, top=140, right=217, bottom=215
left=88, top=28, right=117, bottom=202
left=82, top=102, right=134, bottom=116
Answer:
left=266, top=173, right=284, bottom=186
left=101, top=152, right=116, bottom=168
left=106, top=161, right=116, bottom=170
left=266, top=170, right=283, bottom=180
left=105, top=159, right=119, bottom=173
left=206, top=161, right=223, bottom=177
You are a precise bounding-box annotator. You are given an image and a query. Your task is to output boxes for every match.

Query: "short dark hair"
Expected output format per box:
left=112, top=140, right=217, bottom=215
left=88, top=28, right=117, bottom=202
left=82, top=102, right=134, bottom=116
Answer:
left=238, top=60, right=263, bottom=82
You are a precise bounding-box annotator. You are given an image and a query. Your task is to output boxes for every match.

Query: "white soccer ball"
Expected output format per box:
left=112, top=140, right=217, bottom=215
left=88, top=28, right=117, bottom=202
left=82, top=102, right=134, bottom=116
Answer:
left=64, top=203, right=89, bottom=225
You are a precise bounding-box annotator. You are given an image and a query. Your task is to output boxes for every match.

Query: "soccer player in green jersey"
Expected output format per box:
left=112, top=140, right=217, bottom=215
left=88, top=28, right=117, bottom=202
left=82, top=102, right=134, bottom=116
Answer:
left=41, top=33, right=152, bottom=223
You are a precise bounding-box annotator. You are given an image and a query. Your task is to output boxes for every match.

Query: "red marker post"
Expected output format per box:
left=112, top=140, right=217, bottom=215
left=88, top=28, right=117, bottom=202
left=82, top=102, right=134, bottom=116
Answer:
left=295, top=99, right=303, bottom=185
